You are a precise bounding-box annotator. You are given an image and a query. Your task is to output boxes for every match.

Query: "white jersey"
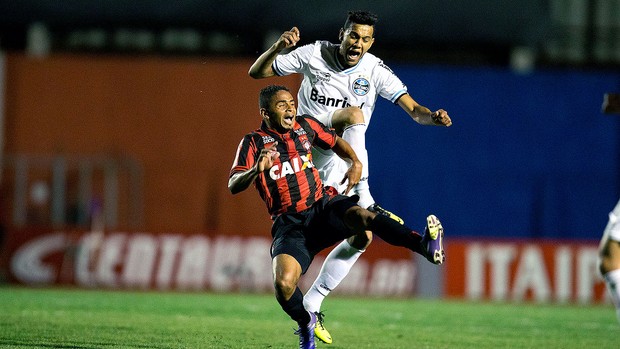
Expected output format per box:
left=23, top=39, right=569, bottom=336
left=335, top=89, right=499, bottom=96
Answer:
left=607, top=199, right=620, bottom=241
left=272, top=40, right=407, bottom=125
left=272, top=40, right=407, bottom=194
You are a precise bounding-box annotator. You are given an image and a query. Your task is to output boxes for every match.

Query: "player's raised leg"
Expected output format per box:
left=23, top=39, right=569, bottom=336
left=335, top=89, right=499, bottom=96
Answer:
left=336, top=107, right=374, bottom=208
left=368, top=212, right=445, bottom=265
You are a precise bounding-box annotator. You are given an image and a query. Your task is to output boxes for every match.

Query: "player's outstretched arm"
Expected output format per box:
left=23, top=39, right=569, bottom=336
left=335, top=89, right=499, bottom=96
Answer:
left=248, top=27, right=300, bottom=79
left=228, top=143, right=280, bottom=194
left=397, top=94, right=452, bottom=127
left=603, top=93, right=620, bottom=114
left=331, top=137, right=362, bottom=195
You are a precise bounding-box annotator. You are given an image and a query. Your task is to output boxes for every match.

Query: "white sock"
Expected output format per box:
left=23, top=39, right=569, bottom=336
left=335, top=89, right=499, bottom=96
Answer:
left=603, top=268, right=620, bottom=323
left=342, top=123, right=368, bottom=180
left=355, top=178, right=375, bottom=209
left=341, top=123, right=374, bottom=208
left=303, top=240, right=364, bottom=313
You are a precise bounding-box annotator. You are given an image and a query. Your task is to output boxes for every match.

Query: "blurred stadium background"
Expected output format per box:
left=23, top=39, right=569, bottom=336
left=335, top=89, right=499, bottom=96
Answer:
left=0, top=1, right=619, bottom=304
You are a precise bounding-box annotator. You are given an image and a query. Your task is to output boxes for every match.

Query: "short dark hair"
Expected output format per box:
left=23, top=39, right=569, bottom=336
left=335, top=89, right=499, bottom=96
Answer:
left=259, top=85, right=290, bottom=109
left=343, top=10, right=378, bottom=32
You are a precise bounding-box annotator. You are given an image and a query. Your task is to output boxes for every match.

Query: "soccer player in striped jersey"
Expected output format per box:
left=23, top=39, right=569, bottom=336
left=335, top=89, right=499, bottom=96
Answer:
left=249, top=10, right=451, bottom=343
left=228, top=85, right=444, bottom=349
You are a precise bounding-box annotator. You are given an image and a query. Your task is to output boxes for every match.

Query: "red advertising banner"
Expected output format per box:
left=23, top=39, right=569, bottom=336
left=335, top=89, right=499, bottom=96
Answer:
left=0, top=228, right=416, bottom=297
left=1, top=229, right=608, bottom=304
left=444, top=239, right=608, bottom=304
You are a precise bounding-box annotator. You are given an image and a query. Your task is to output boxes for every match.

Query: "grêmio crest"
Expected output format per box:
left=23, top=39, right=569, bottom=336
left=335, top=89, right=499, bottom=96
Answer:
left=352, top=77, right=370, bottom=96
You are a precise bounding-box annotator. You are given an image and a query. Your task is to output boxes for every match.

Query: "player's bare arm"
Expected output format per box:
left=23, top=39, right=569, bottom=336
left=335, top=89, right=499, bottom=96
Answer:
left=228, top=142, right=280, bottom=194
left=331, top=136, right=362, bottom=195
left=397, top=94, right=452, bottom=127
left=603, top=93, right=620, bottom=114
left=248, top=27, right=300, bottom=79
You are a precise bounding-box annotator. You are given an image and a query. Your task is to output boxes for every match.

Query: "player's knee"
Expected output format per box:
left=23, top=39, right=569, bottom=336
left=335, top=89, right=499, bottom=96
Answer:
left=342, top=106, right=365, bottom=125
left=333, top=107, right=365, bottom=133
left=274, top=275, right=297, bottom=300
left=343, top=206, right=375, bottom=233
left=348, top=230, right=372, bottom=250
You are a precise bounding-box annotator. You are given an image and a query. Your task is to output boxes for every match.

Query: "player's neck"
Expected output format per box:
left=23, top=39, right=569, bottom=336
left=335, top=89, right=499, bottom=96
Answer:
left=336, top=52, right=354, bottom=69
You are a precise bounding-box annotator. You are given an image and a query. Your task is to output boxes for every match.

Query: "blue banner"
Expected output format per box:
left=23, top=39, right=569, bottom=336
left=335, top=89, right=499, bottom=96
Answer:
left=366, top=65, right=620, bottom=239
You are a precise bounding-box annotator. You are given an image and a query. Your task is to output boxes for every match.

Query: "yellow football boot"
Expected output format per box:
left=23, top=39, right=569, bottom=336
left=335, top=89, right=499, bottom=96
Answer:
left=313, top=312, right=332, bottom=344
left=367, top=203, right=404, bottom=225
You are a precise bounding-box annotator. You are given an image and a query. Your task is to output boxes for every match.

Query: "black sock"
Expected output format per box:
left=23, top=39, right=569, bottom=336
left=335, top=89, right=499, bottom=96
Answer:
left=277, top=287, right=310, bottom=325
left=368, top=214, right=425, bottom=255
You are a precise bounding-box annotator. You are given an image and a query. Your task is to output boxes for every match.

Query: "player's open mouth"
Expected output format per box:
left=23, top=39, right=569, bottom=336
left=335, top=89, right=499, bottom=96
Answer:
left=347, top=50, right=361, bottom=61
left=283, top=115, right=294, bottom=125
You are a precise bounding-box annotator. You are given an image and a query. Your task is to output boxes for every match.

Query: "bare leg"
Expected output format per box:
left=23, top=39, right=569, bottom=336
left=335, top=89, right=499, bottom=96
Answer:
left=273, top=254, right=309, bottom=325
left=599, top=205, right=620, bottom=324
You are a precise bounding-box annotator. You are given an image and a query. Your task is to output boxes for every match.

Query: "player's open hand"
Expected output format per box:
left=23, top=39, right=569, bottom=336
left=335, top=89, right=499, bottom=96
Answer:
left=257, top=142, right=280, bottom=172
left=276, top=27, right=300, bottom=50
left=431, top=109, right=452, bottom=127
left=340, top=160, right=362, bottom=195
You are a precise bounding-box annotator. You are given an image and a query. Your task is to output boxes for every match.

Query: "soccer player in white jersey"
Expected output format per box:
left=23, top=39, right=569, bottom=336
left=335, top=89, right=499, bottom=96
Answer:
left=599, top=93, right=620, bottom=325
left=249, top=10, right=451, bottom=344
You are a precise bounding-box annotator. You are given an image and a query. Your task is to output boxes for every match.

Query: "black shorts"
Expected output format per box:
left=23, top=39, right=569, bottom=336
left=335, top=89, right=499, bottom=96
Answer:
left=270, top=191, right=360, bottom=274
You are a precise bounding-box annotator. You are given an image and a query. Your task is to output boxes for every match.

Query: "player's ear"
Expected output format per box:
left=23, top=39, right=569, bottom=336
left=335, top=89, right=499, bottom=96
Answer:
left=338, top=28, right=344, bottom=41
left=260, top=108, right=270, bottom=120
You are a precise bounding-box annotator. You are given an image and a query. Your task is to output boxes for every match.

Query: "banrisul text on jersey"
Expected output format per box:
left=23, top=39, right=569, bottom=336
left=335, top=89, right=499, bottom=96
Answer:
left=309, top=88, right=366, bottom=109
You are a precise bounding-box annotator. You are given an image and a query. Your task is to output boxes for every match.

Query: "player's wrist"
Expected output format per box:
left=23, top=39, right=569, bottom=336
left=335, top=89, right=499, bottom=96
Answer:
left=251, top=164, right=262, bottom=176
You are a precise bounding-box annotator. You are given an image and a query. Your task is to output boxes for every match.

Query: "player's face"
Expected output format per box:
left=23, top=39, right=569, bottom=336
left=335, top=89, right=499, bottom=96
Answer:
left=261, top=90, right=297, bottom=133
left=338, top=23, right=375, bottom=67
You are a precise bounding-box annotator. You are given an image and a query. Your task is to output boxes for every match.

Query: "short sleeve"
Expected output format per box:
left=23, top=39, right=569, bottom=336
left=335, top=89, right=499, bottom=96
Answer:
left=229, top=134, right=257, bottom=177
left=272, top=43, right=315, bottom=76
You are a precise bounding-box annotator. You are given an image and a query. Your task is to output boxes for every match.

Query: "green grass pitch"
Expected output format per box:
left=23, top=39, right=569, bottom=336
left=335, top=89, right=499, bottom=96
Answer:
left=0, top=286, right=616, bottom=348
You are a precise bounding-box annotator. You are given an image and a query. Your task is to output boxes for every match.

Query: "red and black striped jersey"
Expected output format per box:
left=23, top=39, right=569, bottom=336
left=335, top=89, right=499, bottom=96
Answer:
left=230, top=115, right=337, bottom=218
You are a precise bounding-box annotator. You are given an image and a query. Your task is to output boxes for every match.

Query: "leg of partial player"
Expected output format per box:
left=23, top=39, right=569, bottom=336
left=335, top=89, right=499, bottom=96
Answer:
left=603, top=267, right=620, bottom=323
left=599, top=200, right=620, bottom=324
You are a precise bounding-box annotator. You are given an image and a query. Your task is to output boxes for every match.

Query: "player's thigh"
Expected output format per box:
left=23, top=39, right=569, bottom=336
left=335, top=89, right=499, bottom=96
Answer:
left=599, top=209, right=620, bottom=272
left=307, top=195, right=360, bottom=251
left=271, top=216, right=313, bottom=274
left=601, top=204, right=620, bottom=251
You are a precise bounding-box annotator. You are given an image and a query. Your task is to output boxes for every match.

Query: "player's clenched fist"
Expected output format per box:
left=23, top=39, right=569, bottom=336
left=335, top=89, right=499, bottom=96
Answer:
left=431, top=109, right=452, bottom=127
left=276, top=27, right=300, bottom=50
left=257, top=142, right=280, bottom=172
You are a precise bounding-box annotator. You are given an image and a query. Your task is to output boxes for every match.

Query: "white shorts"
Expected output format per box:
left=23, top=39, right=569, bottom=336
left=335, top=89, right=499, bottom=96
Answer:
left=607, top=199, right=620, bottom=241
left=312, top=110, right=350, bottom=194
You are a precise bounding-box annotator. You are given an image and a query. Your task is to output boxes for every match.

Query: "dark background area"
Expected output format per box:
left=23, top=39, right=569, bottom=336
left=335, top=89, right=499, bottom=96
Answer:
left=0, top=0, right=617, bottom=69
